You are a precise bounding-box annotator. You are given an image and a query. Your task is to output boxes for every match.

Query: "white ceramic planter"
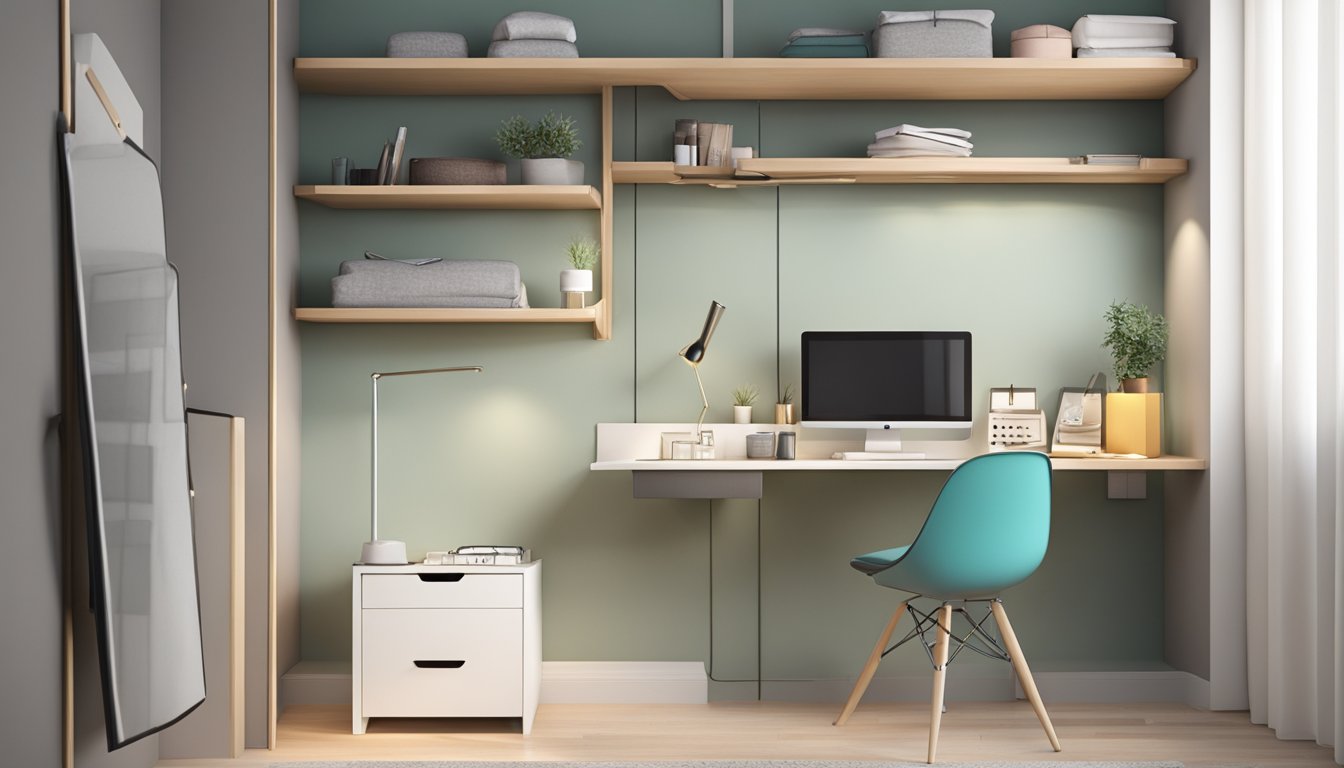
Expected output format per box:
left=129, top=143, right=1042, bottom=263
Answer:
left=733, top=405, right=753, bottom=424
left=521, top=158, right=584, bottom=185
left=560, top=269, right=592, bottom=308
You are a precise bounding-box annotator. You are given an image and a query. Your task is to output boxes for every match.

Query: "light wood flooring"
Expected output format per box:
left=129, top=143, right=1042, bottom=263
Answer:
left=157, top=702, right=1337, bottom=768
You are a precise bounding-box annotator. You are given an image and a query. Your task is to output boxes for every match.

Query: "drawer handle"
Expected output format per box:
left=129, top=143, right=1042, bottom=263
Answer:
left=417, top=573, right=466, bottom=583
left=414, top=660, right=465, bottom=669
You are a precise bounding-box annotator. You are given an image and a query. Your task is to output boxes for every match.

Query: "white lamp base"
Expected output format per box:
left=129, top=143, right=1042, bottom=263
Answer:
left=360, top=539, right=408, bottom=565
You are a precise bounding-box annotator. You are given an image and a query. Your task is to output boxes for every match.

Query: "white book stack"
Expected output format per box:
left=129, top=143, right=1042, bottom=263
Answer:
left=868, top=124, right=973, bottom=158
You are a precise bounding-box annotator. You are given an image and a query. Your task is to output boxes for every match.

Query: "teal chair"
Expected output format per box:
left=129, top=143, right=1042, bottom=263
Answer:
left=833, top=451, right=1061, bottom=763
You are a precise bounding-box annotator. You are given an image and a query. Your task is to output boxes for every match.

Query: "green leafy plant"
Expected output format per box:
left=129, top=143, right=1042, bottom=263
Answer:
left=732, top=384, right=759, bottom=407
left=1102, top=301, right=1169, bottom=381
left=495, top=112, right=582, bottom=160
left=778, top=382, right=795, bottom=405
left=566, top=237, right=599, bottom=270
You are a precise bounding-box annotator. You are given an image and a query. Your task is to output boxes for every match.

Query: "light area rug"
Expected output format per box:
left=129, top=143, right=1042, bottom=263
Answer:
left=271, top=762, right=1184, bottom=768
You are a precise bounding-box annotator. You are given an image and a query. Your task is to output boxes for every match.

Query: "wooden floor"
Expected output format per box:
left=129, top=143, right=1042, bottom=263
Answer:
left=158, top=702, right=1337, bottom=768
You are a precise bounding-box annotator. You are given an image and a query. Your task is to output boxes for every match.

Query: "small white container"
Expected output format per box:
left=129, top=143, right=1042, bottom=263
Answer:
left=733, top=405, right=753, bottom=424
left=673, top=144, right=692, bottom=165
left=1071, top=15, right=1175, bottom=50
left=1010, top=24, right=1072, bottom=59
left=560, top=268, right=592, bottom=308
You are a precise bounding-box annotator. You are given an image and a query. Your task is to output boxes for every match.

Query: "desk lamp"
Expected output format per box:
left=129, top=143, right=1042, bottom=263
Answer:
left=678, top=301, right=725, bottom=437
left=361, top=365, right=483, bottom=565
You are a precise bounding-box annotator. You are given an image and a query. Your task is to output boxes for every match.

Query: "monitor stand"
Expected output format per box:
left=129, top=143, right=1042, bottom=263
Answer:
left=834, top=429, right=927, bottom=461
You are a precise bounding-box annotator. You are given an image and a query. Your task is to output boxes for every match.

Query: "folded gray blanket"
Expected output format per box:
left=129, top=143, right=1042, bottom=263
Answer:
left=492, top=11, right=577, bottom=43
left=331, top=259, right=528, bottom=308
left=487, top=39, right=579, bottom=58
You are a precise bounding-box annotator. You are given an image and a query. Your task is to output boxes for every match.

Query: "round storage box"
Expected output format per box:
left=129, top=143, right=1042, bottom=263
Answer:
left=409, top=157, right=507, bottom=185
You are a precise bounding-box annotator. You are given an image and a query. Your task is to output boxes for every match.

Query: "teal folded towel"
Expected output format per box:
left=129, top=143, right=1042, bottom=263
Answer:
left=787, top=34, right=868, bottom=47
left=779, top=44, right=869, bottom=57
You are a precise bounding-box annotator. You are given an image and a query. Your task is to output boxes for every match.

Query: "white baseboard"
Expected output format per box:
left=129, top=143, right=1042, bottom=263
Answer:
left=280, top=661, right=1207, bottom=710
left=539, top=661, right=708, bottom=704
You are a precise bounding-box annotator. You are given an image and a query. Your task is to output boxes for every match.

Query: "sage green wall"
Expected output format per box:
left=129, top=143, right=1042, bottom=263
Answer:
left=298, top=0, right=1172, bottom=692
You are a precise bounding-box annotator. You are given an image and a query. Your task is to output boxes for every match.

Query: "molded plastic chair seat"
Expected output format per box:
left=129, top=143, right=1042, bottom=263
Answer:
left=833, top=451, right=1060, bottom=763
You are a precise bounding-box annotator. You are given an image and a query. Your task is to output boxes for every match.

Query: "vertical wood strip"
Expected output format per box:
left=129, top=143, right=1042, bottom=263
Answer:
left=267, top=0, right=279, bottom=750
left=230, top=417, right=247, bottom=757
left=597, top=85, right=614, bottom=340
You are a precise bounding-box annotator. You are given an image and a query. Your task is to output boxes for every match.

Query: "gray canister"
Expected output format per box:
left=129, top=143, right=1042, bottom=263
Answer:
left=775, top=431, right=797, bottom=460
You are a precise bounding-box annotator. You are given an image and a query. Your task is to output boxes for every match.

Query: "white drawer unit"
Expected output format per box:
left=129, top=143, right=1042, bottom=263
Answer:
left=352, top=562, right=541, bottom=735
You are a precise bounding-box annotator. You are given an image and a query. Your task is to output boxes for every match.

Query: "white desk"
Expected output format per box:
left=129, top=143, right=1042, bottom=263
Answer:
left=590, top=423, right=1205, bottom=499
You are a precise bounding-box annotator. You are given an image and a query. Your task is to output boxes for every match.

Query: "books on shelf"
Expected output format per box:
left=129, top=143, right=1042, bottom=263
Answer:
left=673, top=119, right=734, bottom=167
left=370, top=127, right=409, bottom=185
left=869, top=124, right=973, bottom=158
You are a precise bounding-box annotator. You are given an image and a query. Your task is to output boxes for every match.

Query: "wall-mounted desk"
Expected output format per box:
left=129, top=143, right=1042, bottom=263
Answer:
left=591, top=423, right=1206, bottom=499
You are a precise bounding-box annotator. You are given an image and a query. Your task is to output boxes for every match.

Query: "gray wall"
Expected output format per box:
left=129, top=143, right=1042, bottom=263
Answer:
left=161, top=0, right=274, bottom=748
left=0, top=0, right=65, bottom=765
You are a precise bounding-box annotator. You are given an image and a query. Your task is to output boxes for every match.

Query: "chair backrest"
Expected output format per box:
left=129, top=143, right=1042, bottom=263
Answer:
left=878, top=451, right=1052, bottom=598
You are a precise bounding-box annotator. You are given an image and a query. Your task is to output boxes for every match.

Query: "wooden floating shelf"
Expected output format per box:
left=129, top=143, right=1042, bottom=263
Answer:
left=612, top=158, right=1188, bottom=185
left=294, top=184, right=602, bottom=210
left=294, top=303, right=601, bottom=325
left=1048, top=455, right=1206, bottom=471
left=294, top=57, right=1197, bottom=101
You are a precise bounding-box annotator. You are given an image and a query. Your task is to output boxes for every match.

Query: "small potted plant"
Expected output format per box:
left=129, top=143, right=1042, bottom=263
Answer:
left=775, top=382, right=798, bottom=424
left=561, top=236, right=598, bottom=309
left=496, top=112, right=583, bottom=185
left=1102, top=301, right=1169, bottom=393
left=732, top=384, right=758, bottom=424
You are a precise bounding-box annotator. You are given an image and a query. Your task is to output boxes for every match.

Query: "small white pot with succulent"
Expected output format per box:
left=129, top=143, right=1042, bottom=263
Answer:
left=560, top=236, right=598, bottom=308
left=496, top=112, right=584, bottom=185
left=732, top=384, right=758, bottom=424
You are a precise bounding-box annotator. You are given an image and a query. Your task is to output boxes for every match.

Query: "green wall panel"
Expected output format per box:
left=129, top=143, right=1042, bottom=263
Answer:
left=733, top=0, right=1165, bottom=58
left=296, top=0, right=1178, bottom=681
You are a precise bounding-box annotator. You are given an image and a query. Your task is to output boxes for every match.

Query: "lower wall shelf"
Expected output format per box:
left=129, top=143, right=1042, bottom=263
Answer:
left=293, top=302, right=606, bottom=337
left=612, top=158, right=1188, bottom=186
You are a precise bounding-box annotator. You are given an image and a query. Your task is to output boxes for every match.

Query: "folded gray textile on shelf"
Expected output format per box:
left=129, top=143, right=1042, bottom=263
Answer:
left=487, top=39, right=580, bottom=58
left=877, top=9, right=994, bottom=28
left=787, top=26, right=867, bottom=41
left=331, top=259, right=529, bottom=308
left=492, top=11, right=577, bottom=43
left=1077, top=47, right=1176, bottom=58
left=386, top=31, right=468, bottom=58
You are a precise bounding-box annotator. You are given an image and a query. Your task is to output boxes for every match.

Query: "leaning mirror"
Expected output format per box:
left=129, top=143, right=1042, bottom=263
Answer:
left=62, top=34, right=204, bottom=749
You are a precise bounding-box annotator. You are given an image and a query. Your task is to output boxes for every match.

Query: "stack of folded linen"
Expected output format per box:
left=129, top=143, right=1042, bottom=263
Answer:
left=331, top=258, right=530, bottom=308
left=867, top=124, right=973, bottom=158
left=488, top=11, right=579, bottom=58
left=1071, top=15, right=1176, bottom=58
left=779, top=28, right=870, bottom=58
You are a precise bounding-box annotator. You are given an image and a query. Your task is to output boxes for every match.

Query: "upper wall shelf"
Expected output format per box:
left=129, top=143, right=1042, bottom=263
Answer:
left=293, top=57, right=1197, bottom=101
left=612, top=158, right=1188, bottom=185
left=294, top=184, right=602, bottom=210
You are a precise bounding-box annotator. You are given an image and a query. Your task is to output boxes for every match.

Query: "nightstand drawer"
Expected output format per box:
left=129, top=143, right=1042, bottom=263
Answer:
left=362, top=608, right=522, bottom=717
left=362, top=573, right=522, bottom=609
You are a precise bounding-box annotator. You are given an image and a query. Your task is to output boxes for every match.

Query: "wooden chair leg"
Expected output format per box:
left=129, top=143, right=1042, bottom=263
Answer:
left=991, top=600, right=1061, bottom=752
left=834, top=600, right=908, bottom=726
left=927, top=603, right=953, bottom=764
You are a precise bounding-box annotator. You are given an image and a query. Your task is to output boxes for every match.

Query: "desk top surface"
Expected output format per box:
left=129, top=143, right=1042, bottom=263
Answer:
left=590, top=455, right=1206, bottom=471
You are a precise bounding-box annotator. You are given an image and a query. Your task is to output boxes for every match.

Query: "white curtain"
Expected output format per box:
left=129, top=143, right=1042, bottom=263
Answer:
left=1243, top=0, right=1344, bottom=762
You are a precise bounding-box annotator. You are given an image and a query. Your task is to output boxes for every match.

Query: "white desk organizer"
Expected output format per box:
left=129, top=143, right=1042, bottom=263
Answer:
left=987, top=387, right=1047, bottom=451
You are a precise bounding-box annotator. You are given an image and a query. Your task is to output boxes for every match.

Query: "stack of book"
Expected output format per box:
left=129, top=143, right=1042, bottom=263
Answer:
left=779, top=27, right=869, bottom=58
left=1072, top=15, right=1177, bottom=58
left=365, top=126, right=408, bottom=185
left=867, top=124, right=973, bottom=158
left=673, top=119, right=734, bottom=167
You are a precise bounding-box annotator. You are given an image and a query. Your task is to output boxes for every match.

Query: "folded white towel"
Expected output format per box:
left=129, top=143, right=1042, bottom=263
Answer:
left=492, top=11, right=577, bottom=43
left=875, top=123, right=972, bottom=141
left=871, top=131, right=973, bottom=151
left=867, top=147, right=973, bottom=158
left=1072, top=15, right=1175, bottom=49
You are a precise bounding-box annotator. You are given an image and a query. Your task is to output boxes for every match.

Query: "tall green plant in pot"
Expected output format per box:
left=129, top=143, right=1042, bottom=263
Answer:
left=1102, top=301, right=1169, bottom=392
left=496, top=112, right=584, bottom=185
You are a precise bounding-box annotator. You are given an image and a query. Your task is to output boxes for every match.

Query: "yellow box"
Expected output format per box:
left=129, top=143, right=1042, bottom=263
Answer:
left=1105, top=393, right=1162, bottom=457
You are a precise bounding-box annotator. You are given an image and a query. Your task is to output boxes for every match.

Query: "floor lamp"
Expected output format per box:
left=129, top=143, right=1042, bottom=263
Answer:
left=361, top=365, right=483, bottom=565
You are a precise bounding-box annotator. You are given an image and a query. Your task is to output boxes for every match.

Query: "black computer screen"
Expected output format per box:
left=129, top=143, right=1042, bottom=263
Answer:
left=801, top=331, right=971, bottom=422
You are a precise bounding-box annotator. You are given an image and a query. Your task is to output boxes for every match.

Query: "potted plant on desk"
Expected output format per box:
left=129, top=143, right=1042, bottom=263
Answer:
left=732, top=384, right=758, bottom=424
left=1102, top=300, right=1169, bottom=392
left=560, top=236, right=598, bottom=309
left=497, top=112, right=584, bottom=185
left=1101, top=300, right=1169, bottom=457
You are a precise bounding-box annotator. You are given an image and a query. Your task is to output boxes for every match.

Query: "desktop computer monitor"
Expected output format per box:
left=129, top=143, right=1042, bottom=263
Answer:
left=801, top=331, right=971, bottom=457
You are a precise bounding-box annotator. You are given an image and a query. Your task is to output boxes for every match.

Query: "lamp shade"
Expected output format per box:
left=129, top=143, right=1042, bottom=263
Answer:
left=680, top=301, right=726, bottom=365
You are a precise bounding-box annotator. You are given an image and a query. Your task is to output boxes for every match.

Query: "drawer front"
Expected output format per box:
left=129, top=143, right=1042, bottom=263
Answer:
left=362, top=573, right=522, bottom=609
left=362, top=608, right=522, bottom=717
